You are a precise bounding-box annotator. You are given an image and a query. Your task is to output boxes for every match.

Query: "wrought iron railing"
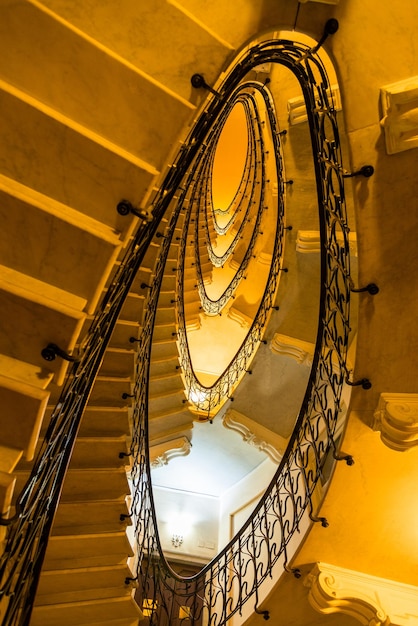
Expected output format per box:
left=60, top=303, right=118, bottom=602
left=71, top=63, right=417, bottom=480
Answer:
left=132, top=20, right=358, bottom=626
left=0, top=19, right=363, bottom=626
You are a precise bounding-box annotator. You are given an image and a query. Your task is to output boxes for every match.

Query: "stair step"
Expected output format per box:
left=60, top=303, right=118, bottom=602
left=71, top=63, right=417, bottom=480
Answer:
left=0, top=0, right=194, bottom=169
left=149, top=355, right=180, bottom=378
left=0, top=372, right=49, bottom=460
left=154, top=307, right=176, bottom=326
left=31, top=595, right=142, bottom=626
left=99, top=349, right=135, bottom=379
left=129, top=267, right=153, bottom=293
left=18, top=434, right=129, bottom=473
left=79, top=407, right=130, bottom=438
left=148, top=409, right=194, bottom=441
left=43, top=531, right=133, bottom=570
left=119, top=293, right=146, bottom=324
left=70, top=437, right=129, bottom=469
left=153, top=324, right=178, bottom=342
left=0, top=470, right=16, bottom=517
left=0, top=79, right=157, bottom=237
left=151, top=339, right=178, bottom=360
left=0, top=445, right=23, bottom=474
left=61, top=468, right=130, bottom=503
left=53, top=499, right=131, bottom=536
left=36, top=564, right=133, bottom=605
left=88, top=377, right=133, bottom=408
left=109, top=320, right=141, bottom=350
left=0, top=264, right=86, bottom=386
left=149, top=373, right=184, bottom=396
left=13, top=467, right=130, bottom=506
left=38, top=0, right=231, bottom=101
left=0, top=174, right=122, bottom=315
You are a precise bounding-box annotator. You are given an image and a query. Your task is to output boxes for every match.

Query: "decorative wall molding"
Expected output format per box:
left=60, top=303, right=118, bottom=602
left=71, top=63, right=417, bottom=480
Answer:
left=150, top=436, right=192, bottom=468
left=296, top=230, right=358, bottom=256
left=380, top=76, right=418, bottom=154
left=373, top=393, right=418, bottom=451
left=288, top=84, right=341, bottom=125
left=305, top=562, right=418, bottom=625
left=223, top=408, right=286, bottom=462
left=270, top=333, right=315, bottom=366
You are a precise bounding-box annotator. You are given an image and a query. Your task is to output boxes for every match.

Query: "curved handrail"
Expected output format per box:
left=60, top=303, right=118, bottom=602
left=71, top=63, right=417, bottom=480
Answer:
left=0, top=23, right=352, bottom=626
left=132, top=27, right=352, bottom=626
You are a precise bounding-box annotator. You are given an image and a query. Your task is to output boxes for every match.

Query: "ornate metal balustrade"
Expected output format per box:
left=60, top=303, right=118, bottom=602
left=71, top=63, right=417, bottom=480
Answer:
left=0, top=19, right=359, bottom=626
left=132, top=20, right=357, bottom=626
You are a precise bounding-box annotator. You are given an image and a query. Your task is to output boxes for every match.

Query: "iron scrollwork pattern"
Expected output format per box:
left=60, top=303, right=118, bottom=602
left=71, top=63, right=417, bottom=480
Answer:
left=0, top=22, right=353, bottom=626
left=132, top=25, right=352, bottom=626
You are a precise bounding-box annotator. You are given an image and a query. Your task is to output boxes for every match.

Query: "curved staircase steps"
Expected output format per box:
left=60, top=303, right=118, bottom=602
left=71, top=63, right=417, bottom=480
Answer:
left=35, top=563, right=135, bottom=606
left=0, top=0, right=248, bottom=622
left=0, top=264, right=86, bottom=386
left=0, top=80, right=157, bottom=236
left=30, top=594, right=142, bottom=626
left=0, top=175, right=123, bottom=315
left=0, top=0, right=195, bottom=171
left=35, top=0, right=232, bottom=102
left=43, top=532, right=133, bottom=570
left=53, top=500, right=132, bottom=537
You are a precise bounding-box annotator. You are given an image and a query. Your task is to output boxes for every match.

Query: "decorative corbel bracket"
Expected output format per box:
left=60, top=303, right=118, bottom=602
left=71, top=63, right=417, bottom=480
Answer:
left=380, top=76, right=418, bottom=154
left=305, top=562, right=418, bottom=625
left=373, top=393, right=418, bottom=451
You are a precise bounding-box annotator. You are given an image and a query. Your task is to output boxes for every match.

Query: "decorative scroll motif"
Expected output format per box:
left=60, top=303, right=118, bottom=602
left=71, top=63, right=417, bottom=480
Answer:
left=223, top=408, right=286, bottom=462
left=380, top=76, right=418, bottom=154
left=305, top=562, right=418, bottom=625
left=130, top=26, right=354, bottom=626
left=373, top=393, right=418, bottom=451
left=150, top=437, right=192, bottom=468
left=270, top=333, right=315, bottom=367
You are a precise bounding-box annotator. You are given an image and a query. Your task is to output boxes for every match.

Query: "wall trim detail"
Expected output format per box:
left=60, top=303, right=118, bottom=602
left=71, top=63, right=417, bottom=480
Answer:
left=270, top=333, right=315, bottom=366
left=373, top=393, right=418, bottom=451
left=150, top=436, right=191, bottom=468
left=288, top=84, right=341, bottom=125
left=305, top=562, right=418, bottom=625
left=223, top=408, right=286, bottom=462
left=380, top=76, right=418, bottom=154
left=296, top=230, right=357, bottom=256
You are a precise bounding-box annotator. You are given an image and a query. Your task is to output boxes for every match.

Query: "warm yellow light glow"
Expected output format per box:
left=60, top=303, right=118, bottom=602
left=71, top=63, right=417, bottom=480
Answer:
left=169, top=512, right=194, bottom=538
left=142, top=599, right=157, bottom=617
left=179, top=605, right=192, bottom=619
left=212, top=102, right=248, bottom=210
left=189, top=388, right=207, bottom=405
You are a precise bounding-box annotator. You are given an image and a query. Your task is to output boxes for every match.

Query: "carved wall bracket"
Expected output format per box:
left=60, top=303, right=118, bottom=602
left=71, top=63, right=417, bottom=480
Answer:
left=296, top=230, right=357, bottom=256
left=270, top=333, right=315, bottom=366
left=373, top=393, right=418, bottom=451
left=305, top=562, right=418, bottom=625
left=223, top=408, right=286, bottom=462
left=380, top=76, right=418, bottom=154
left=150, top=436, right=192, bottom=468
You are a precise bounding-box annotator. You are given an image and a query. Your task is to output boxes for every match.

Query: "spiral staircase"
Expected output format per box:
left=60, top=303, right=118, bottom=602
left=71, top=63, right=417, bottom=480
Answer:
left=1, top=1, right=418, bottom=626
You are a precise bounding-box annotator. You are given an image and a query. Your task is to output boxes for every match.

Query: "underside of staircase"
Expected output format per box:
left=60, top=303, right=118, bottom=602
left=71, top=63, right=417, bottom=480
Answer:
left=0, top=0, right=242, bottom=623
left=0, top=0, right=310, bottom=623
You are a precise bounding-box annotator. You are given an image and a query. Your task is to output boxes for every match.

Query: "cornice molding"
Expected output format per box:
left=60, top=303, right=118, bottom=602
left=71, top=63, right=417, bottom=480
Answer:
left=223, top=408, right=286, bottom=462
left=305, top=562, right=418, bottom=625
left=373, top=393, right=418, bottom=451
